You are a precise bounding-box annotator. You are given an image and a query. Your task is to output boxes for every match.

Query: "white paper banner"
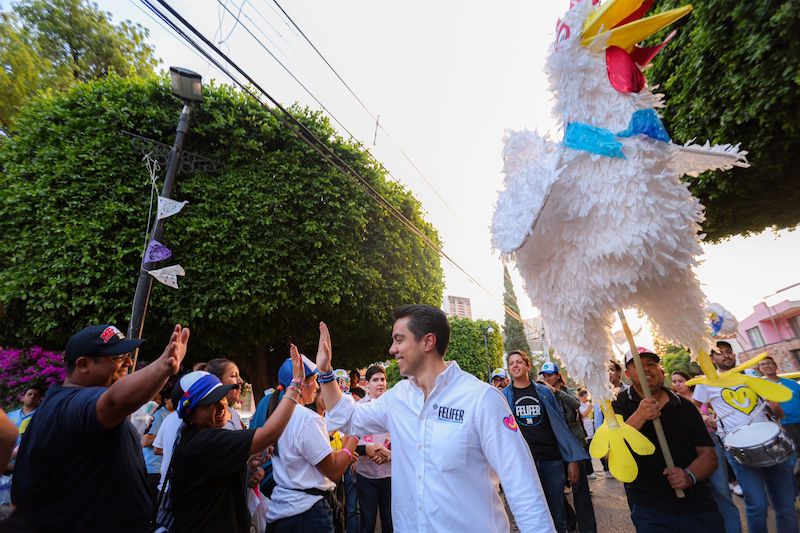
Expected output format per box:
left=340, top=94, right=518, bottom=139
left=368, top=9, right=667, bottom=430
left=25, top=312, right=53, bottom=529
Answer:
left=147, top=264, right=185, bottom=289
left=157, top=196, right=188, bottom=220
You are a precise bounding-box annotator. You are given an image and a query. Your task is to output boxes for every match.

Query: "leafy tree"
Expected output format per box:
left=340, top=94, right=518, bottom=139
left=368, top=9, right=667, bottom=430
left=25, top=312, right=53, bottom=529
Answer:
left=660, top=345, right=700, bottom=381
left=446, top=317, right=503, bottom=381
left=0, top=0, right=157, bottom=129
left=384, top=359, right=405, bottom=388
left=502, top=264, right=531, bottom=354
left=0, top=76, right=444, bottom=396
left=650, top=0, right=800, bottom=240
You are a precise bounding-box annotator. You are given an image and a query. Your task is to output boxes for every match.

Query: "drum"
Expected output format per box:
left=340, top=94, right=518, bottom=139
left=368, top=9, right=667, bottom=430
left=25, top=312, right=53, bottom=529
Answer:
left=723, top=421, right=795, bottom=468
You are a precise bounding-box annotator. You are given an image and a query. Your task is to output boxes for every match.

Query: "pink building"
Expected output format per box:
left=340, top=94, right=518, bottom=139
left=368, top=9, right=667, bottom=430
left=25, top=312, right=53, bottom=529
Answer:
left=736, top=300, right=800, bottom=370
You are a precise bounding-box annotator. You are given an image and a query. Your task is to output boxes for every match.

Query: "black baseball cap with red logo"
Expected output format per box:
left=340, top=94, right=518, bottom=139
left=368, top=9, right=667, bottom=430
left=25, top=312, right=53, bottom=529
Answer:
left=64, top=324, right=146, bottom=362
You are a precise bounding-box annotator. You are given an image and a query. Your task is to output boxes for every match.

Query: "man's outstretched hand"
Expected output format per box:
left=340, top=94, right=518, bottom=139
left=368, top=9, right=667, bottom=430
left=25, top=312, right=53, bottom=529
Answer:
left=316, top=322, right=332, bottom=372
left=160, top=324, right=190, bottom=375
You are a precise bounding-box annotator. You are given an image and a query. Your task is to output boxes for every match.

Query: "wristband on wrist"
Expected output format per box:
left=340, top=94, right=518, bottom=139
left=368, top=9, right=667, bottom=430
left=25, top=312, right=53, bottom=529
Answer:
left=283, top=394, right=298, bottom=405
left=341, top=448, right=353, bottom=461
left=684, top=468, right=697, bottom=486
left=318, top=370, right=336, bottom=384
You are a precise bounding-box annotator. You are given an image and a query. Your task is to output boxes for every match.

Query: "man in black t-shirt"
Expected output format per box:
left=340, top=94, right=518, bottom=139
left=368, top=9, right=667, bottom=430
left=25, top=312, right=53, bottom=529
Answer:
left=8, top=323, right=189, bottom=533
left=502, top=351, right=590, bottom=533
left=612, top=348, right=724, bottom=533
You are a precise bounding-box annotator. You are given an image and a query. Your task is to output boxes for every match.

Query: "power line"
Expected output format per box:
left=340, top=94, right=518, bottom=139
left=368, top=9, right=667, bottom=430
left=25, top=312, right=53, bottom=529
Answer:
left=267, top=0, right=455, bottom=213
left=140, top=0, right=523, bottom=326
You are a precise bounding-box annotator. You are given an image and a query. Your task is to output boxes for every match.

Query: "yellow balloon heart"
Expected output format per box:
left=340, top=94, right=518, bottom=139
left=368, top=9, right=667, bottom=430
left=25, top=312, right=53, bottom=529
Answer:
left=721, top=387, right=757, bottom=414
left=589, top=402, right=655, bottom=483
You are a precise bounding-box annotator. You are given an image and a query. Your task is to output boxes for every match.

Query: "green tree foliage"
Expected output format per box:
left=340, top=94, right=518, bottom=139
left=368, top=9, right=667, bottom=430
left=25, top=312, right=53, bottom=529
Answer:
left=660, top=345, right=700, bottom=381
left=502, top=264, right=531, bottom=354
left=446, top=317, right=503, bottom=381
left=0, top=0, right=157, bottom=130
left=649, top=0, right=800, bottom=240
left=384, top=359, right=405, bottom=388
left=0, top=76, right=444, bottom=395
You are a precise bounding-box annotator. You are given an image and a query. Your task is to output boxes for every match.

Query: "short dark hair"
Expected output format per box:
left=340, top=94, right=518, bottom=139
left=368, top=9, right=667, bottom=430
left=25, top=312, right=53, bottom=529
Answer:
left=608, top=360, right=622, bottom=373
left=578, top=389, right=588, bottom=397
left=716, top=341, right=732, bottom=350
left=365, top=365, right=385, bottom=382
left=758, top=356, right=776, bottom=365
left=392, top=304, right=450, bottom=356
left=24, top=384, right=45, bottom=395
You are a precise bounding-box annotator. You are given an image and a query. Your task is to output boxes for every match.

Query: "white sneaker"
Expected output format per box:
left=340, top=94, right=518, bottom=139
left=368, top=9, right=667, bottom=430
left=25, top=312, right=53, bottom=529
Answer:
left=729, top=483, right=743, bottom=496
left=587, top=473, right=597, bottom=480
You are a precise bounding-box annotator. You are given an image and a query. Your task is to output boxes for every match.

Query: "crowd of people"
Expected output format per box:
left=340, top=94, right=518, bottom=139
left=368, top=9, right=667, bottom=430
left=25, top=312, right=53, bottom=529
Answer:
left=0, top=307, right=799, bottom=532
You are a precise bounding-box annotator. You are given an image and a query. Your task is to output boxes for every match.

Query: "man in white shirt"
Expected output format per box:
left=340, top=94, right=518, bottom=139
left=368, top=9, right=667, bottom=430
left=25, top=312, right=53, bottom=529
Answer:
left=355, top=365, right=393, bottom=533
left=317, top=304, right=555, bottom=533
left=693, top=341, right=798, bottom=533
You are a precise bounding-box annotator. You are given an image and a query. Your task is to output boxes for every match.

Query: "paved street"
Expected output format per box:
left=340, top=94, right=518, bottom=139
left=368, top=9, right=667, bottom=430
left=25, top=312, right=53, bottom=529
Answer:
left=586, top=459, right=782, bottom=533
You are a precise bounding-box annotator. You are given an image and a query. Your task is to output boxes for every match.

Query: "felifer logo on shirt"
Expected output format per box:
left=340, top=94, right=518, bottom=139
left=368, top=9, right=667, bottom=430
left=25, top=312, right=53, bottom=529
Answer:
left=100, top=326, right=124, bottom=343
left=436, top=405, right=464, bottom=424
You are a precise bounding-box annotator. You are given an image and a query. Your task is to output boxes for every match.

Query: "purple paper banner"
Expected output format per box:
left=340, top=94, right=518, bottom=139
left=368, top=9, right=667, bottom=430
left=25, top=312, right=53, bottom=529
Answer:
left=143, top=239, right=172, bottom=264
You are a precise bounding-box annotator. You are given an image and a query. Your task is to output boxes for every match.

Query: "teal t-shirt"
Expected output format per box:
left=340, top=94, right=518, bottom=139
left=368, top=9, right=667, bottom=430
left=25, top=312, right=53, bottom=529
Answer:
left=778, top=377, right=800, bottom=425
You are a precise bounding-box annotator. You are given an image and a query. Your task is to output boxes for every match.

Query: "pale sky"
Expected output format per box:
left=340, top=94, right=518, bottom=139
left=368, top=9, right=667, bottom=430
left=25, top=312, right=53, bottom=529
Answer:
left=96, top=0, right=798, bottom=344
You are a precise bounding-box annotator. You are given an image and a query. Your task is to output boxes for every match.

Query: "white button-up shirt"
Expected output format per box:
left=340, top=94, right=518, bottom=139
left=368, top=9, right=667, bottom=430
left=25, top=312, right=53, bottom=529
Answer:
left=326, top=361, right=555, bottom=533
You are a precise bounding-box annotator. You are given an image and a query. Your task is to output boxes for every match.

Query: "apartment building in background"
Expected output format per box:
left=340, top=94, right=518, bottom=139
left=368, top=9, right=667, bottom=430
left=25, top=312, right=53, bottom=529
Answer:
left=736, top=299, right=800, bottom=371
left=446, top=295, right=473, bottom=319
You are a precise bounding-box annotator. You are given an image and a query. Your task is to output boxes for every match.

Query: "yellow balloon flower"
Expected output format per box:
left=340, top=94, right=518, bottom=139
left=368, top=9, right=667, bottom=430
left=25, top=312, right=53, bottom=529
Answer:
left=589, top=401, right=655, bottom=483
left=686, top=351, right=792, bottom=402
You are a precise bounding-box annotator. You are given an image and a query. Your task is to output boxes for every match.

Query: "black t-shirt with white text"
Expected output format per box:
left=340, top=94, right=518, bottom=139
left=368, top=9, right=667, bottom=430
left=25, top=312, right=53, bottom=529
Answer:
left=171, top=426, right=256, bottom=533
left=10, top=385, right=151, bottom=532
left=512, top=383, right=562, bottom=462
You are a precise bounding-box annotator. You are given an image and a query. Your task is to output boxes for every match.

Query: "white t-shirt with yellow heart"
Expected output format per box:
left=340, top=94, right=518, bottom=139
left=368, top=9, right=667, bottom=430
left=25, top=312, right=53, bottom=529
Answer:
left=693, top=384, right=769, bottom=437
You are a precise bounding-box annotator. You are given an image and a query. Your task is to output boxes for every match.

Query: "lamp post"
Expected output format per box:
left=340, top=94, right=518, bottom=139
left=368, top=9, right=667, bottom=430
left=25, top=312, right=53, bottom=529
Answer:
left=127, top=67, right=203, bottom=370
left=484, top=325, right=494, bottom=383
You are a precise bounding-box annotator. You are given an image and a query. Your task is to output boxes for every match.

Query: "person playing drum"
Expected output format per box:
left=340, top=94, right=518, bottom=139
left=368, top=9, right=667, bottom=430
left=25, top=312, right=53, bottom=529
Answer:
left=612, top=348, right=723, bottom=532
left=693, top=341, right=799, bottom=533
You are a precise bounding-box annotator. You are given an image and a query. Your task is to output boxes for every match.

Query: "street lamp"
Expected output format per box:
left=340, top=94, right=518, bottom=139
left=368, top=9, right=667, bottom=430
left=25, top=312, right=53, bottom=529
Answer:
left=484, top=325, right=494, bottom=383
left=127, top=67, right=203, bottom=370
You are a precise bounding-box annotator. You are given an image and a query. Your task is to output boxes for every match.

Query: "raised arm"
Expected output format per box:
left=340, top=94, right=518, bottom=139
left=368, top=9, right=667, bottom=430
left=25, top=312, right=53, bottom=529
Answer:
left=315, top=322, right=389, bottom=435
left=96, top=325, right=189, bottom=430
left=249, top=344, right=304, bottom=454
left=315, top=322, right=343, bottom=413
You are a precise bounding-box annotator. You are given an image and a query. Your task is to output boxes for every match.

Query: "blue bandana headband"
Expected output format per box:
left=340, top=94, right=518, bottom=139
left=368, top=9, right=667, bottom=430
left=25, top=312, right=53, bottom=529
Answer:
left=178, top=373, right=223, bottom=419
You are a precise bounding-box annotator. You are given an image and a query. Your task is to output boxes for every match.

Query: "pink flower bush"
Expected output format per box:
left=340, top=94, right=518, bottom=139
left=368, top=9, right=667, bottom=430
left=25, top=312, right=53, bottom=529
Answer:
left=0, top=347, right=65, bottom=409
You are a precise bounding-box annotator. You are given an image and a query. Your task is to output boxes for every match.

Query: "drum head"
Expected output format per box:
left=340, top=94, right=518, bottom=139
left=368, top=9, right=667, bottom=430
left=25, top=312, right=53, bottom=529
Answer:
left=725, top=422, right=780, bottom=448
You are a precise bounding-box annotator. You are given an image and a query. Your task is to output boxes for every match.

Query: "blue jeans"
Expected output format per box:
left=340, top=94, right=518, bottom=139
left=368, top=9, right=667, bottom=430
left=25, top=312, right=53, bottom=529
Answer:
left=344, top=469, right=360, bottom=533
left=537, top=459, right=567, bottom=533
left=356, top=474, right=392, bottom=533
left=630, top=504, right=725, bottom=533
left=269, top=498, right=334, bottom=533
left=708, top=437, right=742, bottom=533
left=725, top=450, right=799, bottom=533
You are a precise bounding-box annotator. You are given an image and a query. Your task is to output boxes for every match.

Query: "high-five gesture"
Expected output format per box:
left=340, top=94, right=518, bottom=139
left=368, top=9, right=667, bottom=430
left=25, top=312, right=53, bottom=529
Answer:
left=289, top=344, right=305, bottom=383
left=159, top=324, right=191, bottom=375
left=316, top=322, right=333, bottom=372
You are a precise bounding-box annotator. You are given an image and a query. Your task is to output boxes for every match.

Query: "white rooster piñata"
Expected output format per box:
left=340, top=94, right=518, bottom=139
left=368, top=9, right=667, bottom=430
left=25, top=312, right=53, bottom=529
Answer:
left=492, top=0, right=748, bottom=405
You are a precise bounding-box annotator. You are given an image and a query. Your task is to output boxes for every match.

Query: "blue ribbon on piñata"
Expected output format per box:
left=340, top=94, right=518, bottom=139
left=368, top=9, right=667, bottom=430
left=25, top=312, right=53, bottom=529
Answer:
left=563, top=109, right=671, bottom=158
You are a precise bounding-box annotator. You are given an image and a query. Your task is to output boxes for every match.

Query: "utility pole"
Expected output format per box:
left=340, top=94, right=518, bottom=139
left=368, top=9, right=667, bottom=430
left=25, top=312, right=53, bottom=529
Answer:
left=127, top=67, right=203, bottom=370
